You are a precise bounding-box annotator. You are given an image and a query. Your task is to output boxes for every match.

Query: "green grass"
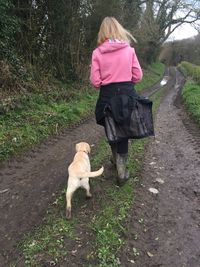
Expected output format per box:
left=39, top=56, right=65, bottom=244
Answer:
left=136, top=62, right=165, bottom=92
left=0, top=87, right=98, bottom=162
left=179, top=61, right=200, bottom=85
left=21, top=217, right=76, bottom=266
left=182, top=80, right=200, bottom=126
left=90, top=139, right=146, bottom=267
left=179, top=61, right=200, bottom=127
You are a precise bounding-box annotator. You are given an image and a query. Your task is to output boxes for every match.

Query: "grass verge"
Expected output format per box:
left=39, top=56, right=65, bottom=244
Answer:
left=0, top=87, right=97, bottom=162
left=0, top=62, right=164, bottom=163
left=136, top=62, right=164, bottom=92
left=179, top=61, right=200, bottom=85
left=179, top=61, right=200, bottom=127
left=182, top=80, right=200, bottom=126
left=19, top=217, right=76, bottom=266
left=89, top=139, right=147, bottom=267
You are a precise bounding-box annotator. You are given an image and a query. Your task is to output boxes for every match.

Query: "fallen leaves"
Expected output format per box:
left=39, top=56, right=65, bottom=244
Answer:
left=147, top=251, right=154, bottom=257
left=155, top=178, right=165, bottom=184
left=0, top=188, right=9, bottom=194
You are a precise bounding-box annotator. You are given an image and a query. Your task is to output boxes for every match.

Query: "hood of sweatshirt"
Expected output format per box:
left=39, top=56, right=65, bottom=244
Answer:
left=98, top=40, right=129, bottom=54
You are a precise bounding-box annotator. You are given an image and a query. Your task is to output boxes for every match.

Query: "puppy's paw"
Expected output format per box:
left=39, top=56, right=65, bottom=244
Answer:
left=66, top=209, right=71, bottom=219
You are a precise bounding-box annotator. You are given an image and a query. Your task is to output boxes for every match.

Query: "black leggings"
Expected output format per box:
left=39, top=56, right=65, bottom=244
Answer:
left=112, top=139, right=128, bottom=154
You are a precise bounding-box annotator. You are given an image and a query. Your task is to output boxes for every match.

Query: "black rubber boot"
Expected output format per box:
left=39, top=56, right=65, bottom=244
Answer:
left=110, top=143, right=117, bottom=165
left=116, top=153, right=129, bottom=186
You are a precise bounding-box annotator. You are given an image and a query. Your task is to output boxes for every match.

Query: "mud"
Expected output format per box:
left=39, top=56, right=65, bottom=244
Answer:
left=1, top=67, right=200, bottom=267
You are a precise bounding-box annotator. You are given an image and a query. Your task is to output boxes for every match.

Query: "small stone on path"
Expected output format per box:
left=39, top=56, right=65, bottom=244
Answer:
left=147, top=251, right=154, bottom=257
left=149, top=188, right=159, bottom=194
left=155, top=178, right=165, bottom=184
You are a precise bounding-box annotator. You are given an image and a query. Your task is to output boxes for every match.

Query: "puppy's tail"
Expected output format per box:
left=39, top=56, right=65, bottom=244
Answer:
left=81, top=166, right=104, bottom=178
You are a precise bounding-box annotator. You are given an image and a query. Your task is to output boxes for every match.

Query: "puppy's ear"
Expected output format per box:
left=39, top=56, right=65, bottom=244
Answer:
left=75, top=143, right=80, bottom=152
left=86, top=143, right=91, bottom=154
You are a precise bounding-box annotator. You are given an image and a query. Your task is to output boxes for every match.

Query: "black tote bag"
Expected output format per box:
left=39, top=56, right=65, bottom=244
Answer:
left=104, top=95, right=154, bottom=142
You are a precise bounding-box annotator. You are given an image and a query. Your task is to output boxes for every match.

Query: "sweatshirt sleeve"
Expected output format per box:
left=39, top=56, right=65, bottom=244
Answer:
left=132, top=48, right=143, bottom=84
left=90, top=50, right=101, bottom=89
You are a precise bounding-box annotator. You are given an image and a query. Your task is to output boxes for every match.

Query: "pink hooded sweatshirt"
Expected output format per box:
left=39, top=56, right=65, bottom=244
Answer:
left=90, top=40, right=143, bottom=88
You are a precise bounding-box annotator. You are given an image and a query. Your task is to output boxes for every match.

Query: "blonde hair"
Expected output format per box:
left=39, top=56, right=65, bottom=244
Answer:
left=97, top=17, right=137, bottom=45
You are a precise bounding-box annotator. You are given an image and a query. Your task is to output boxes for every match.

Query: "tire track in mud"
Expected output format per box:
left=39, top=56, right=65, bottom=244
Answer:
left=174, top=70, right=200, bottom=158
left=120, top=68, right=200, bottom=267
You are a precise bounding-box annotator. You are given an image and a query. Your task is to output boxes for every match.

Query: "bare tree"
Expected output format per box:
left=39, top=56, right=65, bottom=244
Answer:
left=135, top=0, right=200, bottom=63
left=160, top=33, right=200, bottom=65
left=156, top=0, right=200, bottom=43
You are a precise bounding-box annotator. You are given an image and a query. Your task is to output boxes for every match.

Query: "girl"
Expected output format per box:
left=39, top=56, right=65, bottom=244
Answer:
left=90, top=17, right=143, bottom=186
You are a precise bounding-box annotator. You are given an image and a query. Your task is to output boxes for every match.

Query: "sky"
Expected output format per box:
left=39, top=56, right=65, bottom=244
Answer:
left=168, top=23, right=199, bottom=41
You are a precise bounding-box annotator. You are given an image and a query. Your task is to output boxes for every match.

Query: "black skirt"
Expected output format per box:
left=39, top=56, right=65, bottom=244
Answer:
left=95, top=81, right=137, bottom=126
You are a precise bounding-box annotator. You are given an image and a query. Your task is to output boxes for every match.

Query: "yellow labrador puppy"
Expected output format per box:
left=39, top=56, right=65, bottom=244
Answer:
left=66, top=142, right=104, bottom=219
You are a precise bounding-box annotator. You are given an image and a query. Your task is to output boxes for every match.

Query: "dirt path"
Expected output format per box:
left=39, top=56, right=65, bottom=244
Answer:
left=120, top=68, right=200, bottom=266
left=1, top=67, right=200, bottom=267
left=0, top=118, right=104, bottom=265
